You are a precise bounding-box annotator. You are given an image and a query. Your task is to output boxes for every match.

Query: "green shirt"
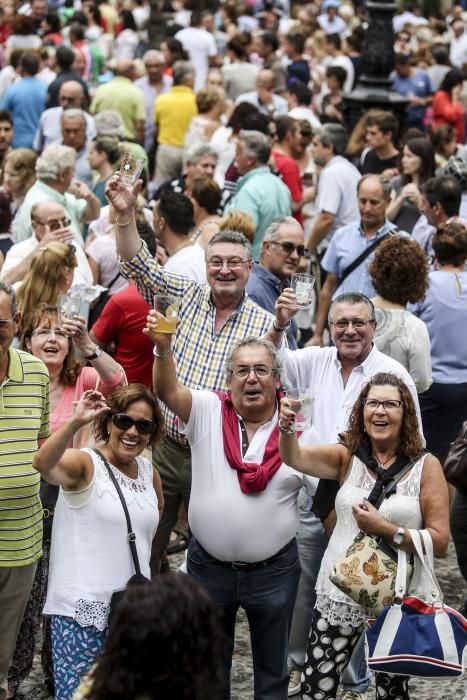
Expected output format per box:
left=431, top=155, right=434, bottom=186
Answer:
left=90, top=76, right=146, bottom=140
left=0, top=348, right=50, bottom=567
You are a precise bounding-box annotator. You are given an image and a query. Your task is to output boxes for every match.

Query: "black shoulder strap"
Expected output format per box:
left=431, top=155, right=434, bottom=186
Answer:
left=106, top=271, right=121, bottom=291
left=339, top=228, right=398, bottom=285
left=93, top=449, right=142, bottom=576
left=373, top=457, right=421, bottom=510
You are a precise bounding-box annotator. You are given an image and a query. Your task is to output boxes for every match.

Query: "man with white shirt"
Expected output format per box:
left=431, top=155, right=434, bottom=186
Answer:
left=149, top=331, right=317, bottom=700
left=235, top=69, right=289, bottom=117
left=266, top=291, right=423, bottom=700
left=306, top=124, right=360, bottom=255
left=33, top=80, right=95, bottom=152
left=1, top=200, right=93, bottom=287
left=323, top=33, right=354, bottom=93
left=60, top=109, right=93, bottom=189
left=449, top=19, right=467, bottom=69
left=155, top=190, right=206, bottom=284
left=135, top=50, right=172, bottom=153
left=318, top=0, right=347, bottom=35
left=175, top=11, right=218, bottom=92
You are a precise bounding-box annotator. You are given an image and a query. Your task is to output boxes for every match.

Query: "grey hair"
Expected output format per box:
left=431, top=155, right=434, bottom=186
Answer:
left=143, top=49, right=164, bottom=65
left=205, top=230, right=252, bottom=260
left=318, top=123, right=348, bottom=156
left=185, top=142, right=218, bottom=165
left=60, top=108, right=86, bottom=125
left=0, top=281, right=17, bottom=317
left=172, top=60, right=195, bottom=86
left=263, top=216, right=303, bottom=243
left=94, top=110, right=125, bottom=140
left=224, top=337, right=282, bottom=380
left=36, top=144, right=76, bottom=181
left=357, top=174, right=392, bottom=200
left=237, top=130, right=271, bottom=165
left=328, top=293, right=376, bottom=324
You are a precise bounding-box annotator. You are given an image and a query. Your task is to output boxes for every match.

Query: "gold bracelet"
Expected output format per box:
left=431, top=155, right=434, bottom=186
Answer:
left=115, top=214, right=133, bottom=227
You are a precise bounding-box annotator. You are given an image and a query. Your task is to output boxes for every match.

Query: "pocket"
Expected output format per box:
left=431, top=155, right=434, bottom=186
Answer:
left=187, top=539, right=212, bottom=567
left=269, top=543, right=300, bottom=573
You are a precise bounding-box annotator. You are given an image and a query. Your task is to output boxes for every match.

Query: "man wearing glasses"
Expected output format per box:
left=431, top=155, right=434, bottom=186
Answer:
left=0, top=282, right=50, bottom=700
left=148, top=331, right=317, bottom=700
left=106, top=172, right=275, bottom=570
left=1, top=201, right=93, bottom=287
left=247, top=216, right=306, bottom=349
left=266, top=291, right=422, bottom=700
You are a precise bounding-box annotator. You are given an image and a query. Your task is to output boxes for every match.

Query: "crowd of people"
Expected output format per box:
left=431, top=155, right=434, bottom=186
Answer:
left=0, top=0, right=467, bottom=699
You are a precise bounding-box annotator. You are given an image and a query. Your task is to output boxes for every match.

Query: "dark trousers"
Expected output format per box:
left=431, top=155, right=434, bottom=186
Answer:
left=187, top=537, right=301, bottom=700
left=419, top=381, right=467, bottom=461
left=451, top=489, right=467, bottom=611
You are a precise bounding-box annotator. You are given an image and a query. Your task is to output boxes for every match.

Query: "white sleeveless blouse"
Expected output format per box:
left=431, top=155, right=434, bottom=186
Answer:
left=44, top=448, right=158, bottom=630
left=315, top=454, right=426, bottom=628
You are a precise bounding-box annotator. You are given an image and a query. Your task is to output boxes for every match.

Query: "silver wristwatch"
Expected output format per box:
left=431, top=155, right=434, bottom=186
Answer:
left=392, top=527, right=405, bottom=546
left=84, top=345, right=102, bottom=361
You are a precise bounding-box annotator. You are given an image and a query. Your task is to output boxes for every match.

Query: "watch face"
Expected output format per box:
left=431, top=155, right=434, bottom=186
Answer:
left=393, top=531, right=404, bottom=545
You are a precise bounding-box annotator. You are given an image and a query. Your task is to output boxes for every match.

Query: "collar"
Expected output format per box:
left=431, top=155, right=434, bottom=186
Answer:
left=4, top=347, right=24, bottom=384
left=37, top=180, right=64, bottom=201
left=207, top=290, right=246, bottom=316
left=333, top=343, right=378, bottom=375
left=113, top=76, right=132, bottom=84
left=253, top=263, right=287, bottom=291
left=170, top=85, right=194, bottom=93
left=358, top=219, right=395, bottom=239
left=236, top=165, right=271, bottom=187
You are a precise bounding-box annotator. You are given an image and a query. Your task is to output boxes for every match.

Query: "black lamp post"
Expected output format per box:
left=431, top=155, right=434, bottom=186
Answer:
left=343, top=0, right=409, bottom=130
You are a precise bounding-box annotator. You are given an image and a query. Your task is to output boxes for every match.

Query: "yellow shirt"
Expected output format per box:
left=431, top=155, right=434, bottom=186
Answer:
left=154, top=86, right=198, bottom=147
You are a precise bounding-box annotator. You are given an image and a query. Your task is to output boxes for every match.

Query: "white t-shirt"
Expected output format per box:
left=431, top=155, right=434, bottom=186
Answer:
left=180, top=390, right=318, bottom=562
left=175, top=27, right=217, bottom=92
left=288, top=106, right=321, bottom=130
left=164, top=243, right=207, bottom=284
left=316, top=155, right=360, bottom=248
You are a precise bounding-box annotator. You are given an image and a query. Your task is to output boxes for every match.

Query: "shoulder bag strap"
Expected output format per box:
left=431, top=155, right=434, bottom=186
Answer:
left=339, top=228, right=398, bottom=285
left=373, top=456, right=421, bottom=510
left=106, top=270, right=121, bottom=291
left=93, top=448, right=142, bottom=577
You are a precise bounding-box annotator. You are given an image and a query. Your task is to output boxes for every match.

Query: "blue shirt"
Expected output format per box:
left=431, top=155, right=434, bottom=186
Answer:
left=322, top=219, right=400, bottom=298
left=1, top=77, right=47, bottom=148
left=225, top=166, right=291, bottom=260
left=392, top=69, right=433, bottom=127
left=410, top=270, right=467, bottom=384
left=246, top=264, right=298, bottom=349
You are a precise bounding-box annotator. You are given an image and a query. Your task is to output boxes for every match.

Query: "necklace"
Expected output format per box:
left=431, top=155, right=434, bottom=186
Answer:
left=372, top=451, right=396, bottom=468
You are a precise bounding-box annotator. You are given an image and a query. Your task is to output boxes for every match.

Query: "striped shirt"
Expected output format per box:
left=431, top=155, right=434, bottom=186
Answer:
left=119, top=243, right=275, bottom=443
left=0, top=348, right=50, bottom=567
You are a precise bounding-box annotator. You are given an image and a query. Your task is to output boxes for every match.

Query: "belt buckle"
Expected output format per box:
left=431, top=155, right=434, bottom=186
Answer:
left=231, top=560, right=248, bottom=570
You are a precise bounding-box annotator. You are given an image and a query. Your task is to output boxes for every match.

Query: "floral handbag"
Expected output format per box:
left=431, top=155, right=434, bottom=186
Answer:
left=329, top=460, right=416, bottom=617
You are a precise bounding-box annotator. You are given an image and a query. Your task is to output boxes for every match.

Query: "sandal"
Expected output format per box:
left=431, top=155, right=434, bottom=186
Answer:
left=167, top=526, right=189, bottom=554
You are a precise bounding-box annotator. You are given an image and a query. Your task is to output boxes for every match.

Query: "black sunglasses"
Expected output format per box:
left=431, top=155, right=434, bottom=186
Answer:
left=272, top=241, right=307, bottom=257
left=111, top=413, right=154, bottom=435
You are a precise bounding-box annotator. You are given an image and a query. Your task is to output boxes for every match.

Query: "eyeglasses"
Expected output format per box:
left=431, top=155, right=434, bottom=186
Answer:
left=363, top=399, right=403, bottom=411
left=32, top=328, right=68, bottom=340
left=232, top=364, right=274, bottom=379
left=271, top=241, right=307, bottom=257
left=33, top=217, right=71, bottom=232
left=207, top=257, right=250, bottom=270
left=111, top=413, right=154, bottom=435
left=0, top=316, right=16, bottom=329
left=329, top=319, right=374, bottom=329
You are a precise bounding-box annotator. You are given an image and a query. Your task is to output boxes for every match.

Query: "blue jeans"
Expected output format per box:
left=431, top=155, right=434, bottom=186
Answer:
left=187, top=537, right=301, bottom=700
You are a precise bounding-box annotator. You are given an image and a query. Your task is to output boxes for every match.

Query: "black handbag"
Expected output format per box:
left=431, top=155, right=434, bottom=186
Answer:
left=443, top=421, right=467, bottom=491
left=93, top=449, right=150, bottom=627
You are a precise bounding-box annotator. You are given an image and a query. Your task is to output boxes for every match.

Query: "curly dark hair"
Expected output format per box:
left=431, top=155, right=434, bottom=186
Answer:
left=93, top=384, right=164, bottom=448
left=87, top=576, right=224, bottom=700
left=345, top=373, right=423, bottom=460
left=20, top=305, right=83, bottom=386
left=368, top=236, right=429, bottom=305
left=432, top=221, right=467, bottom=266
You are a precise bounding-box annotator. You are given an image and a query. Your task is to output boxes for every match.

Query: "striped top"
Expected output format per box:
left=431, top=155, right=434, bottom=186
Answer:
left=0, top=348, right=50, bottom=567
left=119, top=243, right=275, bottom=444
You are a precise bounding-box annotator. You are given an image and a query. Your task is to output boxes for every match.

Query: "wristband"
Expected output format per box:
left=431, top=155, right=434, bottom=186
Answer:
left=279, top=423, right=296, bottom=435
left=273, top=320, right=291, bottom=333
left=154, top=348, right=172, bottom=359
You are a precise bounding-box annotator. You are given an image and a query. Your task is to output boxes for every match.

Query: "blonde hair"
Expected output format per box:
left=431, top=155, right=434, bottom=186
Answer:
left=195, top=87, right=224, bottom=113
left=219, top=210, right=256, bottom=242
left=3, top=148, right=37, bottom=193
left=17, top=242, right=77, bottom=330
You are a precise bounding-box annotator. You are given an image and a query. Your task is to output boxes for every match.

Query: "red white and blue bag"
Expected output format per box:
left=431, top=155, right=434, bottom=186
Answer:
left=366, top=529, right=467, bottom=679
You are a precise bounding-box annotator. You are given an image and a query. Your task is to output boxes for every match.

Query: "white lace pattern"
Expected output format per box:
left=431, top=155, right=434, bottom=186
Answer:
left=75, top=599, right=110, bottom=631
left=316, top=454, right=426, bottom=627
left=85, top=449, right=157, bottom=510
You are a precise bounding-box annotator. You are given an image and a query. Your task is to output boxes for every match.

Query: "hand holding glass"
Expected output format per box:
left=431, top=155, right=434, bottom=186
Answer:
left=285, top=388, right=313, bottom=431
left=153, top=295, right=181, bottom=334
left=58, top=294, right=81, bottom=324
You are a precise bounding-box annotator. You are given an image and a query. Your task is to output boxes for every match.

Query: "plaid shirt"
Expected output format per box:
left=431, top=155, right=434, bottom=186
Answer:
left=119, top=243, right=275, bottom=444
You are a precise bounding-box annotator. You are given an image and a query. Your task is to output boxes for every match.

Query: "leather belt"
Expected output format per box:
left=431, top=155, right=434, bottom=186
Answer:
left=197, top=538, right=295, bottom=572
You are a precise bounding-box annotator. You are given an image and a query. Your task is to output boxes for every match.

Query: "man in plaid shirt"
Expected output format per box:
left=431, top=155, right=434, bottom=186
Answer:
left=107, top=172, right=276, bottom=564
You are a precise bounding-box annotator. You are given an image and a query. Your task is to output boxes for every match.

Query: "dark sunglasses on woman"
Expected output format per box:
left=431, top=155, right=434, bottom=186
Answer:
left=111, top=413, right=154, bottom=435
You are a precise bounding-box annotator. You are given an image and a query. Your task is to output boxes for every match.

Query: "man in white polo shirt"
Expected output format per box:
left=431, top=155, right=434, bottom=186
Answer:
left=148, top=328, right=317, bottom=700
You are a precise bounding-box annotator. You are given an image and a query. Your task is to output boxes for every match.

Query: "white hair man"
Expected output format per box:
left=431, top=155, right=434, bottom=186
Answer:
left=12, top=144, right=100, bottom=245
left=33, top=80, right=96, bottom=151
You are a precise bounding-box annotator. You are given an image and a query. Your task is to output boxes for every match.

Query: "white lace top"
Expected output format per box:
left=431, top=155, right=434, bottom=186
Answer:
left=44, top=449, right=158, bottom=631
left=315, top=454, right=426, bottom=628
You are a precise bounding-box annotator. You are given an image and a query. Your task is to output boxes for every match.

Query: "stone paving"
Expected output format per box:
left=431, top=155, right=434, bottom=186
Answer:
left=17, top=542, right=467, bottom=700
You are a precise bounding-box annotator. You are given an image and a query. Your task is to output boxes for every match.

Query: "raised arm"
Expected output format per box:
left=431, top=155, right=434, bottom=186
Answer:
left=105, top=172, right=144, bottom=261
left=61, top=315, right=125, bottom=384
left=32, top=390, right=110, bottom=490
left=279, top=397, right=350, bottom=480
left=144, top=310, right=192, bottom=424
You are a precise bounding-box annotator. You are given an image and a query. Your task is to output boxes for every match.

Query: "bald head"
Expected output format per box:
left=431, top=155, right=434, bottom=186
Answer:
left=31, top=200, right=69, bottom=240
left=357, top=174, right=391, bottom=232
left=115, top=58, right=135, bottom=79
left=257, top=69, right=275, bottom=91
left=59, top=80, right=85, bottom=109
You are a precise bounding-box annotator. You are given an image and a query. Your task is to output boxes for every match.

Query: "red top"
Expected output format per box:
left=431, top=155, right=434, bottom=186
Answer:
left=432, top=90, right=465, bottom=143
left=272, top=149, right=303, bottom=225
left=91, top=283, right=154, bottom=387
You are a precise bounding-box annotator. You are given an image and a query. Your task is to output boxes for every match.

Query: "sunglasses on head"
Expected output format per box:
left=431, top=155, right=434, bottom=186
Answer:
left=111, top=413, right=154, bottom=435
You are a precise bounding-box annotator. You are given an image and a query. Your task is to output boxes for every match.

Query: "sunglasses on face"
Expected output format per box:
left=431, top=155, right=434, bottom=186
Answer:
left=271, top=241, right=307, bottom=257
left=111, top=413, right=154, bottom=435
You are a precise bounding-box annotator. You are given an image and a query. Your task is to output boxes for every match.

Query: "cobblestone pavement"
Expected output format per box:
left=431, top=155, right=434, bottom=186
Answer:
left=18, top=543, right=467, bottom=700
